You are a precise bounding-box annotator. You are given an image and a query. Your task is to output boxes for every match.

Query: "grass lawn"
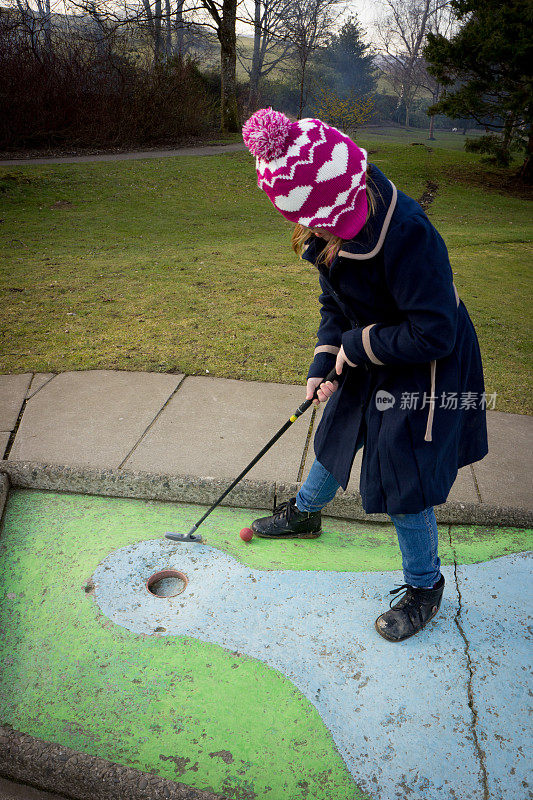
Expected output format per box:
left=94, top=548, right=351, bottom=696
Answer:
left=1, top=137, right=531, bottom=413
left=357, top=124, right=485, bottom=150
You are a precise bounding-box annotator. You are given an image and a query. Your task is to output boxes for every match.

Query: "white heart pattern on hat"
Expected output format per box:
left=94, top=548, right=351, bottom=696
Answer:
left=274, top=184, right=313, bottom=212
left=315, top=141, right=349, bottom=183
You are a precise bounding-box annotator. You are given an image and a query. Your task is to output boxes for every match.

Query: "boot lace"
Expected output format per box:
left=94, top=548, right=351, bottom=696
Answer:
left=389, top=584, right=414, bottom=608
left=388, top=584, right=436, bottom=631
left=272, top=499, right=296, bottom=522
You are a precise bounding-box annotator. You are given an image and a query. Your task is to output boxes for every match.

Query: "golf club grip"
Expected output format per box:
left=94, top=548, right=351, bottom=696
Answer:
left=315, top=365, right=340, bottom=397
left=297, top=365, right=341, bottom=415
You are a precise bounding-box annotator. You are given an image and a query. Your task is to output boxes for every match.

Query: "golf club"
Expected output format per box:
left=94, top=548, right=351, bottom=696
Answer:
left=165, top=365, right=341, bottom=542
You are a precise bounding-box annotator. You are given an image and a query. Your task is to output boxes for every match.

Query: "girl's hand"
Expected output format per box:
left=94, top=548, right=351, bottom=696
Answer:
left=335, top=345, right=357, bottom=376
left=306, top=376, right=339, bottom=406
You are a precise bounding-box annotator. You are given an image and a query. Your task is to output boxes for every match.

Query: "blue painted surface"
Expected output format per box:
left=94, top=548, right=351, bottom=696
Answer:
left=455, top=554, right=532, bottom=799
left=92, top=541, right=532, bottom=799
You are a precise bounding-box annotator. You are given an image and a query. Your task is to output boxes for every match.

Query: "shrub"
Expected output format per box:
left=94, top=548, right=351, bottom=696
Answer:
left=0, top=13, right=219, bottom=150
left=464, top=132, right=526, bottom=167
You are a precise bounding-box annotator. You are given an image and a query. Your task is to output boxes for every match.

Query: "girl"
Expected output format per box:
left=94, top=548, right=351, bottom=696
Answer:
left=242, top=108, right=488, bottom=642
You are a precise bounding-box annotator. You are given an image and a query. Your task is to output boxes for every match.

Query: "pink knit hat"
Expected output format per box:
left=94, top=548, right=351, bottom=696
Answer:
left=242, top=108, right=368, bottom=240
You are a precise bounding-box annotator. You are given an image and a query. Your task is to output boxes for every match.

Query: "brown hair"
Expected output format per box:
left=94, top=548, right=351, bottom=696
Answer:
left=291, top=165, right=378, bottom=268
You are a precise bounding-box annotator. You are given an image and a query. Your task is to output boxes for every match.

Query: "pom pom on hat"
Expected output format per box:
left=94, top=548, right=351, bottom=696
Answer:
left=242, top=107, right=292, bottom=160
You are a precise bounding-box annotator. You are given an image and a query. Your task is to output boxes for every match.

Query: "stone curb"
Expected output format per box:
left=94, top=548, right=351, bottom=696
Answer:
left=2, top=460, right=532, bottom=528
left=0, top=473, right=9, bottom=524
left=0, top=726, right=226, bottom=800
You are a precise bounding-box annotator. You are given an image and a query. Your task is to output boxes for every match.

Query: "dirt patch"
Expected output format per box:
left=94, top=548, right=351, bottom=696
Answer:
left=411, top=142, right=433, bottom=153
left=417, top=180, right=439, bottom=211
left=448, top=164, right=533, bottom=201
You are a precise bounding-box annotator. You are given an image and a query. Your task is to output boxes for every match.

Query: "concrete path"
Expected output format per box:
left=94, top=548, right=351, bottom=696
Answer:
left=0, top=143, right=246, bottom=167
left=1, top=370, right=532, bottom=527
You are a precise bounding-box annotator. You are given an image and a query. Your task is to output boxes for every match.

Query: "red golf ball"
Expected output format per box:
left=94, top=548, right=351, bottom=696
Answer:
left=239, top=527, right=254, bottom=542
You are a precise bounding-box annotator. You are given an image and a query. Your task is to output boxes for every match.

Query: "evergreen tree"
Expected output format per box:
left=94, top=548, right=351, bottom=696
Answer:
left=424, top=0, right=533, bottom=179
left=326, top=15, right=376, bottom=99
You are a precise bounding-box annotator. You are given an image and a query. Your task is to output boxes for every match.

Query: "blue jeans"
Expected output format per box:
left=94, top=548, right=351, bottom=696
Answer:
left=296, top=458, right=441, bottom=588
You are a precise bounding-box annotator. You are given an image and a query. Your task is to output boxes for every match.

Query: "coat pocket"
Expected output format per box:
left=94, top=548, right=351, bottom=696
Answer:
left=378, top=407, right=428, bottom=514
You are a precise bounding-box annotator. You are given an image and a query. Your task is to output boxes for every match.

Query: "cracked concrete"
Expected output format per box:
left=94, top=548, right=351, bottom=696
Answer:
left=454, top=554, right=532, bottom=800
left=449, top=527, right=489, bottom=799
left=117, top=374, right=188, bottom=469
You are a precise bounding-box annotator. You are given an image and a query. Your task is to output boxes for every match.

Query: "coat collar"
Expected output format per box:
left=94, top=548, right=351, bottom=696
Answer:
left=300, top=164, right=397, bottom=268
left=338, top=164, right=397, bottom=260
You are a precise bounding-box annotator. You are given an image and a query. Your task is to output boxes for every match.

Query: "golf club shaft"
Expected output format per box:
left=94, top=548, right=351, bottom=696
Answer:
left=183, top=366, right=340, bottom=535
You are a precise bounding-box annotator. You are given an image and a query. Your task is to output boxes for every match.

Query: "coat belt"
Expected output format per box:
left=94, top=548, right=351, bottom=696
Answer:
left=424, top=283, right=461, bottom=442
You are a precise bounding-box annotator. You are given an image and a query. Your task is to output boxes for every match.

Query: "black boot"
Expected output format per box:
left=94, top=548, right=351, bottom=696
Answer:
left=251, top=498, right=322, bottom=539
left=375, top=574, right=445, bottom=642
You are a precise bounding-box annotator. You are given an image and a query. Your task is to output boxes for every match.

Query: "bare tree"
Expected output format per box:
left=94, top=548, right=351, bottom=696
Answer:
left=374, top=0, right=453, bottom=129
left=12, top=0, right=237, bottom=130
left=418, top=2, right=459, bottom=137
left=199, top=0, right=240, bottom=131
left=174, top=0, right=184, bottom=53
left=65, top=0, right=160, bottom=61
left=65, top=0, right=216, bottom=65
left=14, top=0, right=55, bottom=55
left=282, top=0, right=342, bottom=118
left=238, top=0, right=293, bottom=114
left=136, top=0, right=164, bottom=59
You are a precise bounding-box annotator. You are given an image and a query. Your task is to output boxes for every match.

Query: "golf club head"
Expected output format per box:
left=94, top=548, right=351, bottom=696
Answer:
left=165, top=526, right=202, bottom=543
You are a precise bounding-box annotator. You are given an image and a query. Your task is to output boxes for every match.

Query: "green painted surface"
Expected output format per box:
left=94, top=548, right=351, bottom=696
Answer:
left=449, top=524, right=533, bottom=565
left=1, top=489, right=531, bottom=799
left=0, top=490, right=373, bottom=800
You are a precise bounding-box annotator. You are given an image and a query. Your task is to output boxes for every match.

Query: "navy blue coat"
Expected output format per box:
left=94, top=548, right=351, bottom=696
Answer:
left=303, top=163, right=489, bottom=515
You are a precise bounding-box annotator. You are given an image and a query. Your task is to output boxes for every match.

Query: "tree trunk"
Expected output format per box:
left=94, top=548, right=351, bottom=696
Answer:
left=247, top=0, right=262, bottom=114
left=502, top=110, right=516, bottom=151
left=428, top=85, right=439, bottom=140
left=405, top=104, right=410, bottom=128
left=175, top=0, right=184, bottom=56
left=164, top=0, right=172, bottom=59
left=219, top=0, right=239, bottom=132
left=154, top=0, right=162, bottom=62
left=298, top=53, right=307, bottom=119
left=43, top=0, right=51, bottom=53
left=518, top=121, right=533, bottom=184
left=35, top=0, right=52, bottom=53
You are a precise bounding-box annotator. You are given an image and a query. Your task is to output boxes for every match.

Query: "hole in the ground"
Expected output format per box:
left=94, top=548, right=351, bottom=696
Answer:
left=146, top=569, right=188, bottom=598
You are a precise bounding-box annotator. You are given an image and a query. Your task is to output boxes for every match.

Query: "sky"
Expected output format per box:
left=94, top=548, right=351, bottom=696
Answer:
left=237, top=0, right=383, bottom=45
left=344, top=0, right=382, bottom=38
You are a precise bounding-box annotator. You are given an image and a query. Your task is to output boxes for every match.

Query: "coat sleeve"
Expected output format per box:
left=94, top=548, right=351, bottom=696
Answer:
left=308, top=273, right=352, bottom=379
left=341, top=214, right=458, bottom=367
